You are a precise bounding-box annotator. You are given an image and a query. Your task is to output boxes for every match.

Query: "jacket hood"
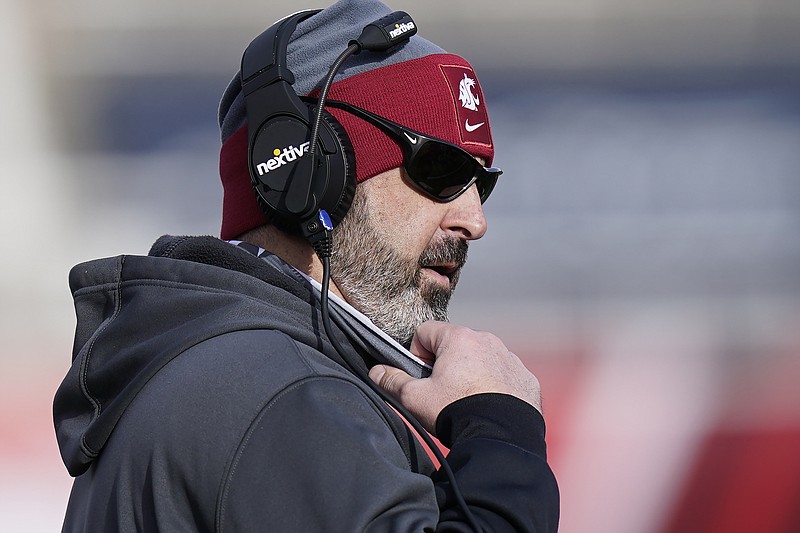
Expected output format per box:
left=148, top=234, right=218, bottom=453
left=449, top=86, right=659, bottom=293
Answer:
left=53, top=236, right=352, bottom=477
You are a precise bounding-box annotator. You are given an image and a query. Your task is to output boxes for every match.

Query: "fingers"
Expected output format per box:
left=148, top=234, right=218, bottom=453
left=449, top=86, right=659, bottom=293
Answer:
left=369, top=365, right=437, bottom=430
left=413, top=321, right=542, bottom=412
left=368, top=365, right=415, bottom=400
left=370, top=321, right=543, bottom=435
left=408, top=323, right=437, bottom=363
left=410, top=320, right=457, bottom=356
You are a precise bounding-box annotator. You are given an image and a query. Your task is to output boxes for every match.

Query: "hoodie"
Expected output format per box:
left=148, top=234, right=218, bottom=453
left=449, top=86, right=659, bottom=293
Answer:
left=53, top=235, right=559, bottom=532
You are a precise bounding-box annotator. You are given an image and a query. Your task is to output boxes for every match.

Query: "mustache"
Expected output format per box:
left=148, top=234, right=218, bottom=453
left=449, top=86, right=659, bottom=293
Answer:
left=418, top=237, right=469, bottom=270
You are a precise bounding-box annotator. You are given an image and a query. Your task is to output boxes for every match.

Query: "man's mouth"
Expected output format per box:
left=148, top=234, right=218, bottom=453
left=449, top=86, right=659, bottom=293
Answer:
left=417, top=237, right=469, bottom=289
left=421, top=263, right=460, bottom=285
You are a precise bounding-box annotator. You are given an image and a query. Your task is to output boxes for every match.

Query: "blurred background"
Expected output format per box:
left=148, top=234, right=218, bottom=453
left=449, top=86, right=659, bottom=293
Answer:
left=2, top=0, right=799, bottom=531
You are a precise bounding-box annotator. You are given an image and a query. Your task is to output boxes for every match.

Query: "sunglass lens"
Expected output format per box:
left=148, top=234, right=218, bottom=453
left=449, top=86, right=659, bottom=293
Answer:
left=407, top=142, right=477, bottom=200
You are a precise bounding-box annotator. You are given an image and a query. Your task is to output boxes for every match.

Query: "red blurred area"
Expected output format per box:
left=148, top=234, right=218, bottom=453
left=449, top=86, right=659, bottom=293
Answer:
left=660, top=346, right=800, bottom=533
left=662, top=427, right=800, bottom=533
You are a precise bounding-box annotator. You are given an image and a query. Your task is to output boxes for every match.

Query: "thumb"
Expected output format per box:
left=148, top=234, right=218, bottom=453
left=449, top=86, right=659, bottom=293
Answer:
left=368, top=365, right=415, bottom=399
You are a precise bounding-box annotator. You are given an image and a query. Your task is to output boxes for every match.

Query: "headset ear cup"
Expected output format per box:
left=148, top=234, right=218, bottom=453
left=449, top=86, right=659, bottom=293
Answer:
left=318, top=108, right=356, bottom=228
left=251, top=107, right=356, bottom=236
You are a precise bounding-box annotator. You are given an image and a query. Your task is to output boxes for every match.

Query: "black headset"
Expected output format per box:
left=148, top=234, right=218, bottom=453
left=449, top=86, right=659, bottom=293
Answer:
left=240, top=10, right=356, bottom=237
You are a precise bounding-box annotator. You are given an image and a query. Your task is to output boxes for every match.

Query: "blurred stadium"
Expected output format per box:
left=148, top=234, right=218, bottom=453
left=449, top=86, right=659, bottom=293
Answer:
left=1, top=0, right=798, bottom=531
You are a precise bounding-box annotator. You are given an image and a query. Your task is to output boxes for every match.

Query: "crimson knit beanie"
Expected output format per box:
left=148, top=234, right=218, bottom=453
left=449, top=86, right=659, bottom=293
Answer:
left=217, top=0, right=495, bottom=240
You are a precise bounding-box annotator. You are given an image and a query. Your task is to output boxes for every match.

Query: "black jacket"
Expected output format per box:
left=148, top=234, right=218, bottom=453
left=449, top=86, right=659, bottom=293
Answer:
left=53, top=235, right=559, bottom=532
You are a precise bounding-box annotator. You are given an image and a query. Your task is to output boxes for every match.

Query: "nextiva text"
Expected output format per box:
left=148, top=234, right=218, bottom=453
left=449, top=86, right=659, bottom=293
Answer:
left=256, top=142, right=310, bottom=175
left=389, top=22, right=415, bottom=40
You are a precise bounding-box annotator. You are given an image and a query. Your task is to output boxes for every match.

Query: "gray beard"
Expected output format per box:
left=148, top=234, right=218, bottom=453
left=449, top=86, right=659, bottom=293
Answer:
left=330, top=188, right=468, bottom=348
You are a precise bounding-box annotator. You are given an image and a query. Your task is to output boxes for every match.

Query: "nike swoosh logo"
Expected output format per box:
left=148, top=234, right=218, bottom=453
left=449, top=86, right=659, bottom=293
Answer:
left=465, top=120, right=485, bottom=132
left=403, top=131, right=418, bottom=144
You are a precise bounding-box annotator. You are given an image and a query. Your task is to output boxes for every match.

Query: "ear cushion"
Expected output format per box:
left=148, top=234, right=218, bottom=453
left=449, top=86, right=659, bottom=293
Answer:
left=255, top=107, right=356, bottom=235
left=319, top=108, right=356, bottom=227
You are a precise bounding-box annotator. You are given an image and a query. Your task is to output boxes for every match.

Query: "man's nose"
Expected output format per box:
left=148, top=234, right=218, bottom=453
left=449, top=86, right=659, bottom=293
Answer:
left=441, top=184, right=487, bottom=240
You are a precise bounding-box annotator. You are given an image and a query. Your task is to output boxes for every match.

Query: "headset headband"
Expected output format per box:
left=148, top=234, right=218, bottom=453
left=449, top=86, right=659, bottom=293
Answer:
left=240, top=9, right=355, bottom=237
left=241, top=10, right=320, bottom=94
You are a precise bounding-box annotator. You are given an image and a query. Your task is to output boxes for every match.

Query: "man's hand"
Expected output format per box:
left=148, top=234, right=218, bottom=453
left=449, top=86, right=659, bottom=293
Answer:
left=368, top=321, right=542, bottom=434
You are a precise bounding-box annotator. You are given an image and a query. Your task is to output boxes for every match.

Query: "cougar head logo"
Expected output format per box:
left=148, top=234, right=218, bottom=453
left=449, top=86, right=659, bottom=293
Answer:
left=458, top=74, right=480, bottom=111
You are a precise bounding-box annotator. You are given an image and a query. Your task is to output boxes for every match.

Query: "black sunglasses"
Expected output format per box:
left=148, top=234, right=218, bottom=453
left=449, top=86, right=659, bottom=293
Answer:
left=302, top=96, right=501, bottom=203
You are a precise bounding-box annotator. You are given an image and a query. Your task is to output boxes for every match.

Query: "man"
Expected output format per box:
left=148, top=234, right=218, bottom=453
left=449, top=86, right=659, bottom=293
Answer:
left=53, top=0, right=559, bottom=531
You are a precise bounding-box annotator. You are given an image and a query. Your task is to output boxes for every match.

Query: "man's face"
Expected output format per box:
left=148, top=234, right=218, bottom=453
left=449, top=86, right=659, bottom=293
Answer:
left=331, top=167, right=487, bottom=347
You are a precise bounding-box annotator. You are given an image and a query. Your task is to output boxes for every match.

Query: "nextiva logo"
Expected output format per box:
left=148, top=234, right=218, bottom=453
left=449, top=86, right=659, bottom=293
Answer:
left=256, top=142, right=310, bottom=175
left=388, top=21, right=415, bottom=40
